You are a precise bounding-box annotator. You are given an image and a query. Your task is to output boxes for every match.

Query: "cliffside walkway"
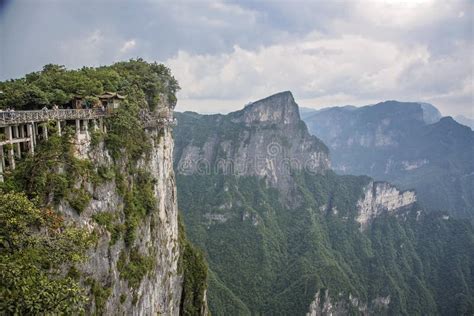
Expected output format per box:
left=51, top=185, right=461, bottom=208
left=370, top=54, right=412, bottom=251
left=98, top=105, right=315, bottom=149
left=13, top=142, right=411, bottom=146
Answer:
left=0, top=107, right=176, bottom=181
left=0, top=108, right=108, bottom=127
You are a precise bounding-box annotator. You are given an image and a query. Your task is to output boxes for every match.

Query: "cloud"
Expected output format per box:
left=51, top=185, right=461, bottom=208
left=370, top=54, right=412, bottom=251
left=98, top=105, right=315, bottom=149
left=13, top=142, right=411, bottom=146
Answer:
left=170, top=32, right=472, bottom=116
left=0, top=0, right=472, bottom=116
left=120, top=39, right=137, bottom=54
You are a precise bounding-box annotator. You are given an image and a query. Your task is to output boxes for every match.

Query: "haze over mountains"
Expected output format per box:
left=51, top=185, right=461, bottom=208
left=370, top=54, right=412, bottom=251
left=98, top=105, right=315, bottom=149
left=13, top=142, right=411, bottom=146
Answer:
left=301, top=101, right=474, bottom=220
left=173, top=91, right=474, bottom=315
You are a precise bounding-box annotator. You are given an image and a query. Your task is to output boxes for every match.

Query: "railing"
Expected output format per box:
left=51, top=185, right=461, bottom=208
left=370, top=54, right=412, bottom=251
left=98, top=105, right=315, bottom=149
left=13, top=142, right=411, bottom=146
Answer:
left=0, top=109, right=109, bottom=127
left=0, top=108, right=177, bottom=129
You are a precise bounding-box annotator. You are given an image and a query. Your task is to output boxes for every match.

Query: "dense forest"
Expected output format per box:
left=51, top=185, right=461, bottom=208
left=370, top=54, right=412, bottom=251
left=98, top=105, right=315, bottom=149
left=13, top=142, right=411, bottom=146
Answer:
left=178, top=171, right=473, bottom=315
left=174, top=108, right=474, bottom=315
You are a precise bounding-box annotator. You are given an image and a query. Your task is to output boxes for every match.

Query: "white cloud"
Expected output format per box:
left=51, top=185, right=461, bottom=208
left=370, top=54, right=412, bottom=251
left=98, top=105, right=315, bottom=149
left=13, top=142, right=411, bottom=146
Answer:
left=58, top=30, right=106, bottom=68
left=120, top=39, right=136, bottom=54
left=1, top=0, right=472, bottom=116
left=168, top=30, right=472, bottom=116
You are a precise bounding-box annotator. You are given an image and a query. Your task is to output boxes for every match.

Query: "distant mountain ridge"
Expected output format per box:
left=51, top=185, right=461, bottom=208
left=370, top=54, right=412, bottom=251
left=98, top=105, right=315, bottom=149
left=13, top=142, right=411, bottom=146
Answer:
left=301, top=100, right=474, bottom=219
left=455, top=114, right=474, bottom=130
left=173, top=92, right=474, bottom=315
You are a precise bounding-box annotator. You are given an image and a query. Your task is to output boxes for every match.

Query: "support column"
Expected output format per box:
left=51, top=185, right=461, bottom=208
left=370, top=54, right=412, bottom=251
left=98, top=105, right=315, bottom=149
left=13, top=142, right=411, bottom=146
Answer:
left=57, top=120, right=62, bottom=136
left=93, top=119, right=98, bottom=131
left=5, top=126, right=15, bottom=170
left=35, top=123, right=39, bottom=141
left=27, top=123, right=35, bottom=154
left=19, top=124, right=25, bottom=152
left=32, top=123, right=37, bottom=146
left=83, top=119, right=89, bottom=135
left=0, top=156, right=3, bottom=183
left=42, top=124, right=48, bottom=140
left=0, top=145, right=4, bottom=183
left=13, top=125, right=21, bottom=158
left=76, top=119, right=81, bottom=134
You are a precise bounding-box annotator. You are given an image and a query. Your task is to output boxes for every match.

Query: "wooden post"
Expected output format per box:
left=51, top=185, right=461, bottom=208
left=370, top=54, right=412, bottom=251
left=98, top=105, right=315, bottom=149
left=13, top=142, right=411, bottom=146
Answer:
left=57, top=120, right=62, bottom=136
left=5, top=126, right=15, bottom=170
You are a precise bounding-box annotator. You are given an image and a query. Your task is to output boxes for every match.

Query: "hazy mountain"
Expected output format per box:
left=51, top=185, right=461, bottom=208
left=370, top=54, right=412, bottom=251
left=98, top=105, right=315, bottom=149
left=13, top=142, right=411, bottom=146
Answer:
left=418, top=102, right=442, bottom=124
left=302, top=101, right=474, bottom=220
left=456, top=115, right=474, bottom=130
left=174, top=92, right=474, bottom=315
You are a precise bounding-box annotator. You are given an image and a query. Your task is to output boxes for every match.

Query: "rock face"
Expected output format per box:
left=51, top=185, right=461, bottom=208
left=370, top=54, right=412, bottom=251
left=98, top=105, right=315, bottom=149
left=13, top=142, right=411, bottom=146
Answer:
left=356, top=181, right=416, bottom=230
left=174, top=92, right=474, bottom=316
left=60, top=111, right=184, bottom=315
left=306, top=290, right=390, bottom=316
left=175, top=91, right=330, bottom=195
left=302, top=101, right=474, bottom=219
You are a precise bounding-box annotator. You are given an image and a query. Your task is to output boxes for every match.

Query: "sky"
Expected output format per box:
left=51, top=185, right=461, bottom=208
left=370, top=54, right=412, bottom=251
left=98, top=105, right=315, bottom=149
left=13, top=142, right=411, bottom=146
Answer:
left=0, top=0, right=472, bottom=117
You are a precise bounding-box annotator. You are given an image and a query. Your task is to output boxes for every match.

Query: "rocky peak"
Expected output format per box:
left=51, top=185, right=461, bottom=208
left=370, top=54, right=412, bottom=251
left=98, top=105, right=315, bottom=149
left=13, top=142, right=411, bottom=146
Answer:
left=234, top=91, right=301, bottom=125
left=174, top=92, right=330, bottom=197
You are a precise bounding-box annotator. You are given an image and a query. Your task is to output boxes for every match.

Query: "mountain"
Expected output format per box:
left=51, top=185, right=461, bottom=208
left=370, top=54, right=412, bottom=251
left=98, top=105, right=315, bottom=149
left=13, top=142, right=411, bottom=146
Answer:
left=302, top=101, right=474, bottom=220
left=174, top=92, right=474, bottom=315
left=418, top=102, right=442, bottom=124
left=456, top=115, right=474, bottom=130
left=175, top=91, right=329, bottom=197
left=0, top=61, right=208, bottom=315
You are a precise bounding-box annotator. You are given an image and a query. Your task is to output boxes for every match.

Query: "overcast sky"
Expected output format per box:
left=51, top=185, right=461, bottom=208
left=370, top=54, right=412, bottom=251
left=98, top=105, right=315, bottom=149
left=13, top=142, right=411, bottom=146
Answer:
left=0, top=0, right=472, bottom=117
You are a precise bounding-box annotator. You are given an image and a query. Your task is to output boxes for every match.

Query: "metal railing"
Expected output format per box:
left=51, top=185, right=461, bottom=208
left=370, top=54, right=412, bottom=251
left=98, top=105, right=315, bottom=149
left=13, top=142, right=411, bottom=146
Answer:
left=0, top=109, right=109, bottom=127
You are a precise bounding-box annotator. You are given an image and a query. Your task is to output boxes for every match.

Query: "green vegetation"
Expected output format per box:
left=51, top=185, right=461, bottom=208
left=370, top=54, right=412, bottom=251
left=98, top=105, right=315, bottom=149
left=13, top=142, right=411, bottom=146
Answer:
left=0, top=60, right=212, bottom=315
left=1, top=127, right=95, bottom=206
left=93, top=211, right=115, bottom=227
left=117, top=248, right=154, bottom=290
left=85, top=278, right=112, bottom=316
left=0, top=59, right=179, bottom=111
left=178, top=215, right=209, bottom=316
left=0, top=191, right=93, bottom=314
left=301, top=102, right=474, bottom=220
left=177, top=172, right=474, bottom=315
left=68, top=187, right=92, bottom=214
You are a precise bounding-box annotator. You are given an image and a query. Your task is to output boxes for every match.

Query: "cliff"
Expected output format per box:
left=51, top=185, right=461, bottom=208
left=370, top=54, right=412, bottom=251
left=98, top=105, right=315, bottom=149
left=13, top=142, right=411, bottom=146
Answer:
left=0, top=61, right=208, bottom=315
left=174, top=91, right=474, bottom=315
left=175, top=91, right=329, bottom=198
left=356, top=181, right=416, bottom=231
left=62, top=117, right=181, bottom=314
left=301, top=101, right=474, bottom=219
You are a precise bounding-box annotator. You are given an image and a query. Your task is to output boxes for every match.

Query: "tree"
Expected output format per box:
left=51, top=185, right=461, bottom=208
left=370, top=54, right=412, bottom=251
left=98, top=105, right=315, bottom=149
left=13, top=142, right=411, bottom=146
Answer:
left=0, top=192, right=93, bottom=314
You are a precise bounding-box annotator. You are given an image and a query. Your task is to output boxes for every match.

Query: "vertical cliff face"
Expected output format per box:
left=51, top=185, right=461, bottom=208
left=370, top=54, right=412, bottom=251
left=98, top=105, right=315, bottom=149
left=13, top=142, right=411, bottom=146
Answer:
left=306, top=290, right=391, bottom=316
left=0, top=61, right=208, bottom=315
left=59, top=121, right=182, bottom=315
left=356, top=181, right=416, bottom=231
left=173, top=91, right=474, bottom=315
left=175, top=91, right=330, bottom=201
